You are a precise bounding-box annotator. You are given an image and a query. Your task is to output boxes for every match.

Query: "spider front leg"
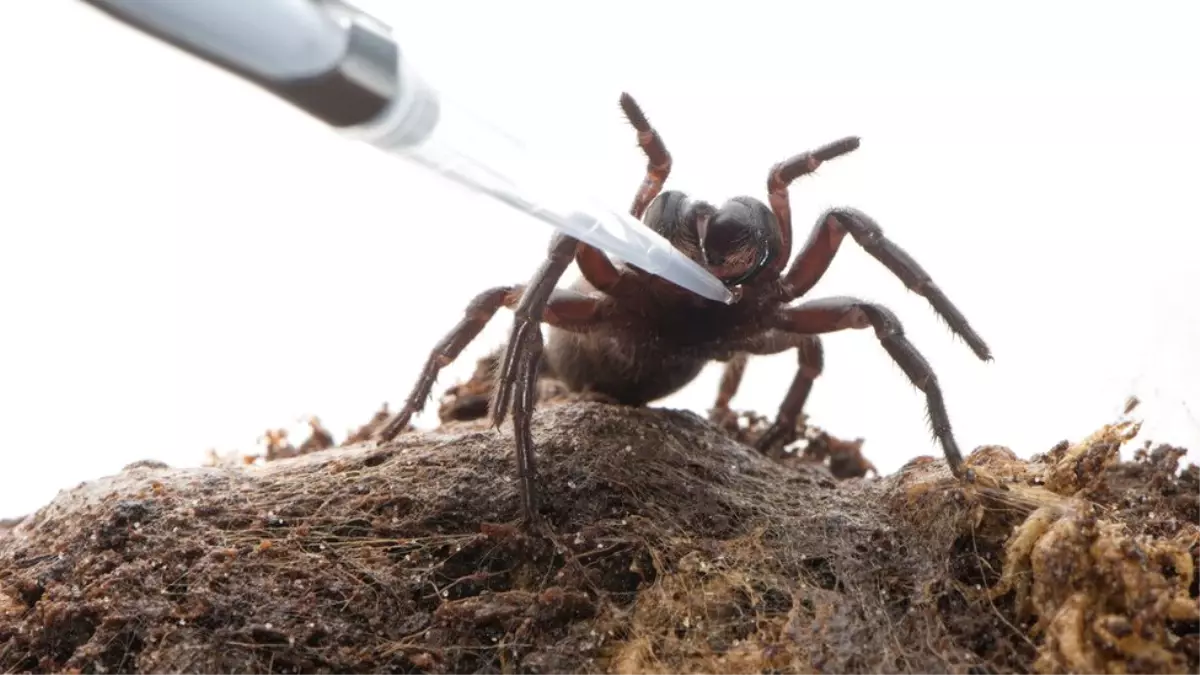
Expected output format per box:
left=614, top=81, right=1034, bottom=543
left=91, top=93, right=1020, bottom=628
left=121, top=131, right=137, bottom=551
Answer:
left=712, top=333, right=825, bottom=458
left=770, top=296, right=974, bottom=481
left=621, top=92, right=672, bottom=220
left=490, top=234, right=580, bottom=427
left=488, top=86, right=672, bottom=521
left=778, top=206, right=992, bottom=362
left=505, top=312, right=547, bottom=523
left=572, top=92, right=673, bottom=295
left=493, top=91, right=672, bottom=432
left=490, top=234, right=589, bottom=525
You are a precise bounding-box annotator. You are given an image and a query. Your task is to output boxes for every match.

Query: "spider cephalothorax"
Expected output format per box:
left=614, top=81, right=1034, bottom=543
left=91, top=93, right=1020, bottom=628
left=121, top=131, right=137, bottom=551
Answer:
left=646, top=191, right=783, bottom=287
left=377, top=93, right=991, bottom=526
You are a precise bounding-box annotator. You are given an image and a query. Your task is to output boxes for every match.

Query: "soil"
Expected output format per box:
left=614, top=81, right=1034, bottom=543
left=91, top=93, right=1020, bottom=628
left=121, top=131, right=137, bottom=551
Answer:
left=1, top=354, right=1196, bottom=674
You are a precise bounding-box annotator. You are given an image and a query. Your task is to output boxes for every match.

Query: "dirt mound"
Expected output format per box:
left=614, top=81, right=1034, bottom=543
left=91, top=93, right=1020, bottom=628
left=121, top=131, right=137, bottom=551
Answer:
left=1, top=382, right=1196, bottom=674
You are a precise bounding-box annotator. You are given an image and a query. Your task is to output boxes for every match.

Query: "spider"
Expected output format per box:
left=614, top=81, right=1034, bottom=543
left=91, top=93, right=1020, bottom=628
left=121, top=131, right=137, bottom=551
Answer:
left=376, top=93, right=992, bottom=525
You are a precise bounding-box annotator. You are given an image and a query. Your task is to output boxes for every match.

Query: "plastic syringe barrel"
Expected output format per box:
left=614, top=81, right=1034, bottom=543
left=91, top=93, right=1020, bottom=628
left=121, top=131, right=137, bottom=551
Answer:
left=77, top=0, right=734, bottom=304
left=78, top=0, right=397, bottom=128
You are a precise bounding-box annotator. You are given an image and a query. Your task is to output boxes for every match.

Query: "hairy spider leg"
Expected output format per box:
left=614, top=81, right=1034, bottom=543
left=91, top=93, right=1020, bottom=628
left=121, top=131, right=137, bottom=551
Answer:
left=374, top=279, right=604, bottom=444
left=770, top=296, right=974, bottom=480
left=486, top=93, right=683, bottom=524
left=711, top=333, right=825, bottom=457
left=573, top=92, right=674, bottom=294
left=780, top=207, right=992, bottom=361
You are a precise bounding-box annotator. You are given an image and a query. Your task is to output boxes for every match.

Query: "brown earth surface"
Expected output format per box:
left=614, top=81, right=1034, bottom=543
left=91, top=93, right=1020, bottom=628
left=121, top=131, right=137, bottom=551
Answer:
left=1, top=355, right=1197, bottom=673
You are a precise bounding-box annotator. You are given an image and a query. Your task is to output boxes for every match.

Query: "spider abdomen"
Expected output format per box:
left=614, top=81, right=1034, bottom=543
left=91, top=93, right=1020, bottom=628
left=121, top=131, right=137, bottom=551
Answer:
left=543, top=327, right=709, bottom=405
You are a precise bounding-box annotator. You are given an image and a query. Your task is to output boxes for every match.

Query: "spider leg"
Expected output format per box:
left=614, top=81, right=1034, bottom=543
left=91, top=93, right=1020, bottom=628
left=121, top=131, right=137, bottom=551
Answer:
left=707, top=352, right=749, bottom=434
left=770, top=296, right=974, bottom=481
left=781, top=207, right=992, bottom=361
left=374, top=273, right=606, bottom=445
left=755, top=336, right=824, bottom=458
left=571, top=92, right=673, bottom=295
left=765, top=138, right=861, bottom=277
left=622, top=92, right=672, bottom=220
left=492, top=90, right=674, bottom=522
left=491, top=234, right=579, bottom=424
left=712, top=353, right=749, bottom=416
left=510, top=314, right=544, bottom=523
left=489, top=234, right=583, bottom=525
left=712, top=333, right=825, bottom=458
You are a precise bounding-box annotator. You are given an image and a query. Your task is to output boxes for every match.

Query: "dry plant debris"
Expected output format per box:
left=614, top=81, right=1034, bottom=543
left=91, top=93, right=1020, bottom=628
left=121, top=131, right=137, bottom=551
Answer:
left=0, top=357, right=1195, bottom=674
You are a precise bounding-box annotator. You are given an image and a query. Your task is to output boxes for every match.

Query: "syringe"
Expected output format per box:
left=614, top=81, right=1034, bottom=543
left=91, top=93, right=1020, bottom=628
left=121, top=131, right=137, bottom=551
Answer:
left=76, top=0, right=735, bottom=304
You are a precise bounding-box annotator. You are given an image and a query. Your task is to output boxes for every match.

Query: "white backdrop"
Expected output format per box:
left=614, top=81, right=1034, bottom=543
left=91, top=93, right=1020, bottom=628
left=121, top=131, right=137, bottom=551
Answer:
left=2, top=1, right=1197, bottom=519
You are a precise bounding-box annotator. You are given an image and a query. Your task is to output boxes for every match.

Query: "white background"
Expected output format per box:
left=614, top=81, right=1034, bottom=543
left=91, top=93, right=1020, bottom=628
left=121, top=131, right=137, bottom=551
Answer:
left=2, top=1, right=1197, bottom=519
